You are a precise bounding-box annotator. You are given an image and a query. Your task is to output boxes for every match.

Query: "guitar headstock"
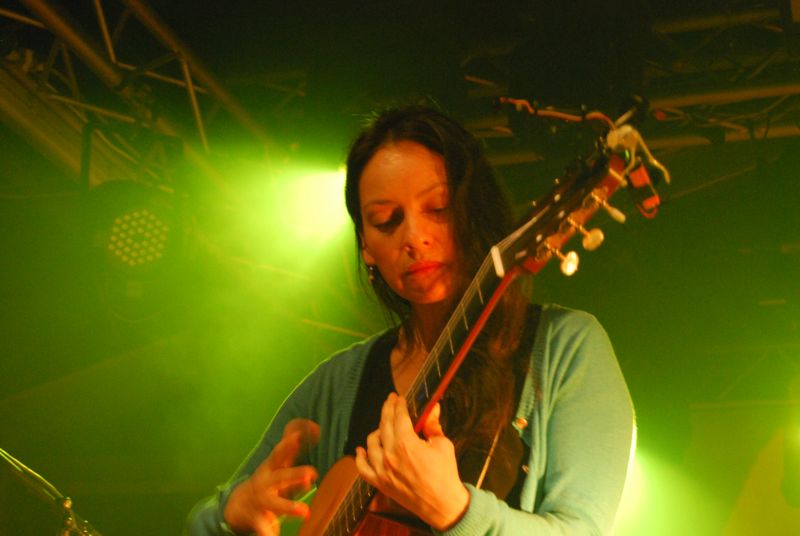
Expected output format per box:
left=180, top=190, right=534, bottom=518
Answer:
left=490, top=132, right=663, bottom=279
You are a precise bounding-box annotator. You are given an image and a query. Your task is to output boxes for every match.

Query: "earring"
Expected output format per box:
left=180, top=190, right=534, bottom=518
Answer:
left=367, top=265, right=376, bottom=282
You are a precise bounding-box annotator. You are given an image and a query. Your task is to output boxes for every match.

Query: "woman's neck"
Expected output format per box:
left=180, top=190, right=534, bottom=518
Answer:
left=409, top=300, right=452, bottom=351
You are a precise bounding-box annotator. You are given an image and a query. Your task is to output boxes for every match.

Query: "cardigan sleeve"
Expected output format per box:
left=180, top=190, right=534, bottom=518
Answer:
left=437, top=307, right=634, bottom=535
left=184, top=366, right=320, bottom=536
left=184, top=339, right=372, bottom=536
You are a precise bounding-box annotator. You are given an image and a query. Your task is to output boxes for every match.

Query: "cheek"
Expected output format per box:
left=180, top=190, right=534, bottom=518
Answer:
left=362, top=233, right=397, bottom=267
left=438, top=224, right=457, bottom=257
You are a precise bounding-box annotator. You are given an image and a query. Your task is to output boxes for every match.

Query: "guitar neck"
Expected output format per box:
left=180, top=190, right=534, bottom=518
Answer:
left=322, top=255, right=509, bottom=536
left=404, top=254, right=505, bottom=424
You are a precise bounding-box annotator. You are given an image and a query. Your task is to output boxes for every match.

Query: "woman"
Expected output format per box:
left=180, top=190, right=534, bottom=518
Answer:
left=187, top=106, right=634, bottom=535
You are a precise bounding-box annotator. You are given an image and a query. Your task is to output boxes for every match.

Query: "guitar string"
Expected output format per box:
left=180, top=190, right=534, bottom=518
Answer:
left=404, top=253, right=495, bottom=418
left=325, top=258, right=497, bottom=535
left=326, top=240, right=518, bottom=534
left=326, top=477, right=374, bottom=535
left=324, top=168, right=612, bottom=534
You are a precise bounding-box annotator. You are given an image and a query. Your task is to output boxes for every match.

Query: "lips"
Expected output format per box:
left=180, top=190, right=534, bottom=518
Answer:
left=404, top=260, right=444, bottom=277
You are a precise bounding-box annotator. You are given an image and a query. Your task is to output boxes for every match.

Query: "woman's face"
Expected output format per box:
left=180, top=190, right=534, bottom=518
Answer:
left=358, top=140, right=457, bottom=307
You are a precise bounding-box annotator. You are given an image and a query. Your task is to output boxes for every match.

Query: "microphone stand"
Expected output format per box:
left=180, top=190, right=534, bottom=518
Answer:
left=0, top=447, right=102, bottom=535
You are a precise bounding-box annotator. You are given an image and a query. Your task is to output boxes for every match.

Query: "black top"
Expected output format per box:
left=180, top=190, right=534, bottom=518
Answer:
left=343, top=305, right=540, bottom=510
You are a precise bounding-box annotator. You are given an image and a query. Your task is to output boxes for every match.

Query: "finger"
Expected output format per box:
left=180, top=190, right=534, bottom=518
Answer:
left=252, top=513, right=280, bottom=536
left=422, top=402, right=444, bottom=438
left=264, top=430, right=303, bottom=471
left=248, top=465, right=315, bottom=519
left=284, top=418, right=320, bottom=447
left=268, top=465, right=317, bottom=498
left=354, top=446, right=378, bottom=485
left=391, top=395, right=417, bottom=440
left=378, top=393, right=399, bottom=451
left=262, top=494, right=308, bottom=518
left=267, top=419, right=321, bottom=472
left=385, top=396, right=419, bottom=482
left=389, top=396, right=421, bottom=466
left=365, top=430, right=385, bottom=475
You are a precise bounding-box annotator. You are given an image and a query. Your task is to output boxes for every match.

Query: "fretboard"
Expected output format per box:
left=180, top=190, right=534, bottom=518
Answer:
left=404, top=253, right=503, bottom=422
left=322, top=252, right=505, bottom=536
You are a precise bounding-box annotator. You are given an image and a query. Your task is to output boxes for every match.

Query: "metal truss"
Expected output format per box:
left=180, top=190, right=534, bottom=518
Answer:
left=644, top=6, right=800, bottom=150
left=462, top=4, right=800, bottom=159
left=0, top=0, right=270, bottom=190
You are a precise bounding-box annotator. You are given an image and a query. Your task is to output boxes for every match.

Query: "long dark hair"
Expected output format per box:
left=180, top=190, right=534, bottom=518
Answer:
left=344, top=105, right=530, bottom=452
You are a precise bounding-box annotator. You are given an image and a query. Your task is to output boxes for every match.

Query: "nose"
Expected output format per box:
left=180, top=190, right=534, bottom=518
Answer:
left=401, top=213, right=431, bottom=253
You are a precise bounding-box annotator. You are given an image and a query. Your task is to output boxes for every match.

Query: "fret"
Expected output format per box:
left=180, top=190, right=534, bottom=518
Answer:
left=447, top=325, right=455, bottom=356
left=334, top=508, right=344, bottom=536
left=325, top=516, right=337, bottom=536
left=347, top=497, right=354, bottom=524
left=355, top=489, right=365, bottom=514
left=325, top=242, right=506, bottom=536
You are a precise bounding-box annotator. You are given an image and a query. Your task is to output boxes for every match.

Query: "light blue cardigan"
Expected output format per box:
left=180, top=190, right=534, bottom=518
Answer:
left=187, top=304, right=634, bottom=535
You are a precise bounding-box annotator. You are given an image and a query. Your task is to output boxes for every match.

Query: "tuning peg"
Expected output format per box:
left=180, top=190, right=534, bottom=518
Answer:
left=588, top=192, right=626, bottom=224
left=567, top=218, right=605, bottom=251
left=557, top=249, right=580, bottom=276
left=541, top=243, right=579, bottom=276
left=601, top=201, right=626, bottom=224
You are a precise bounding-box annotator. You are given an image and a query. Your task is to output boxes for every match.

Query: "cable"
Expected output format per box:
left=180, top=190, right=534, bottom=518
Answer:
left=497, top=97, right=616, bottom=130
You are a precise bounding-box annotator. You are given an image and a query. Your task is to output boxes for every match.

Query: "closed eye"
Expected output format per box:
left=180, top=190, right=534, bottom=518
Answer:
left=428, top=205, right=450, bottom=219
left=374, top=209, right=403, bottom=232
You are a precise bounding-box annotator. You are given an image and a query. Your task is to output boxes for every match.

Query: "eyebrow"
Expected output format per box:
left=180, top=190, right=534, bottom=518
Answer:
left=361, top=181, right=448, bottom=210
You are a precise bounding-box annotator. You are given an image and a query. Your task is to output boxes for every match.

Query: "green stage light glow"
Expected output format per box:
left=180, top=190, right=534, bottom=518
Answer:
left=613, top=447, right=722, bottom=536
left=283, top=168, right=348, bottom=242
left=217, top=159, right=351, bottom=270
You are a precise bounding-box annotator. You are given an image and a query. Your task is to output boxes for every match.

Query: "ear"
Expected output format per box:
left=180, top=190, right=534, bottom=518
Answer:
left=360, top=236, right=376, bottom=266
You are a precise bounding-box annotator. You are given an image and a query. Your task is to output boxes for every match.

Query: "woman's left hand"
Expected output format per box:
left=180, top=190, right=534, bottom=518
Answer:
left=354, top=393, right=470, bottom=532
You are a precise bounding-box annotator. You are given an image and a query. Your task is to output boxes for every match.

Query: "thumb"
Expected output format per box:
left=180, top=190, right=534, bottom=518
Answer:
left=252, top=514, right=280, bottom=536
left=422, top=402, right=444, bottom=438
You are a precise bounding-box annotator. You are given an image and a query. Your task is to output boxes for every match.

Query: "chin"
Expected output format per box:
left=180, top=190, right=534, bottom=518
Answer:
left=407, top=289, right=452, bottom=306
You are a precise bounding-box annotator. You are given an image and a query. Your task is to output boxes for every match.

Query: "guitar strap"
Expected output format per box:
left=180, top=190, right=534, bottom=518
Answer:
left=458, top=303, right=541, bottom=507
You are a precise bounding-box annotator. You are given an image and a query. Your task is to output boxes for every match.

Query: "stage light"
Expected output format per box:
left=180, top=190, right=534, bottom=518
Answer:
left=107, top=208, right=169, bottom=268
left=283, top=168, right=347, bottom=242
left=85, top=179, right=189, bottom=320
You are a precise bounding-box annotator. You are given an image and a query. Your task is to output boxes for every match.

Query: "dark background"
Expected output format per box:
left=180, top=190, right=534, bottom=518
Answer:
left=1, top=1, right=799, bottom=534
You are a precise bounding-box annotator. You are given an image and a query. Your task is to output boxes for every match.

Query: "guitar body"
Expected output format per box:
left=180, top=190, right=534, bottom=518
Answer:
left=298, top=457, right=430, bottom=536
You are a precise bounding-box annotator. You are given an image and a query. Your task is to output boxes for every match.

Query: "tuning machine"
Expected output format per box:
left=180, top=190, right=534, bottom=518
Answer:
left=562, top=217, right=604, bottom=251
left=585, top=189, right=626, bottom=224
left=538, top=242, right=580, bottom=276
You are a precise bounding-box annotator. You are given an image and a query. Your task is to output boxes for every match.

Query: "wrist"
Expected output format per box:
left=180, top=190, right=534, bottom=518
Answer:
left=430, top=483, right=470, bottom=532
left=222, top=479, right=256, bottom=534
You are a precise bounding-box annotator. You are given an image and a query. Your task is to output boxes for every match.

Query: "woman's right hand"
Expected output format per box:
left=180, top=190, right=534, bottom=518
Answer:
left=223, top=419, right=320, bottom=535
